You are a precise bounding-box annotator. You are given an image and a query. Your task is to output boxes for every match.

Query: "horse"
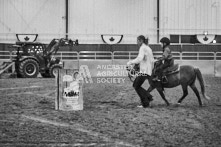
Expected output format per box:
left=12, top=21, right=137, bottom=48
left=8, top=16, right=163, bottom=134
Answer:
left=127, top=62, right=210, bottom=106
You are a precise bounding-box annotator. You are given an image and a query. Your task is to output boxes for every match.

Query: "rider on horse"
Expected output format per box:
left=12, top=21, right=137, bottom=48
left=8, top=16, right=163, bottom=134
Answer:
left=152, top=37, right=174, bottom=83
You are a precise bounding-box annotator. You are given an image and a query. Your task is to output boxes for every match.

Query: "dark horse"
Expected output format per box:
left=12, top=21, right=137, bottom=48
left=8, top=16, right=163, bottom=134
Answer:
left=127, top=62, right=210, bottom=106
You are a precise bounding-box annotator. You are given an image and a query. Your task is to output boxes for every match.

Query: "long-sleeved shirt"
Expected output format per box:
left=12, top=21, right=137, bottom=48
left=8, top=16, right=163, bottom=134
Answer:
left=131, top=44, right=154, bottom=76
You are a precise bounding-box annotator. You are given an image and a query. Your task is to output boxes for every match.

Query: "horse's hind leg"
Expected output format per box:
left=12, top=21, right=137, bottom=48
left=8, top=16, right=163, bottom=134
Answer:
left=157, top=88, right=170, bottom=106
left=177, top=85, right=188, bottom=104
left=190, top=83, right=203, bottom=106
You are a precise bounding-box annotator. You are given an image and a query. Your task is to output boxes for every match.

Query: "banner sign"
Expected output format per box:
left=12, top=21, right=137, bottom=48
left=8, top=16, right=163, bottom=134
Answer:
left=16, top=34, right=38, bottom=42
left=101, top=35, right=123, bottom=45
left=196, top=34, right=215, bottom=44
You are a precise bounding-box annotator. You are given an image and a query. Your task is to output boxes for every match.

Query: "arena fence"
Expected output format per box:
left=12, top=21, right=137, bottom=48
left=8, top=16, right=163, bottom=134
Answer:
left=0, top=51, right=221, bottom=77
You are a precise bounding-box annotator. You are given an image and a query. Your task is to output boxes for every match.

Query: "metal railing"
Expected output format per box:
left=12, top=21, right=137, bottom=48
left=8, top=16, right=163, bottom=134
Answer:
left=1, top=51, right=221, bottom=61
left=79, top=51, right=112, bottom=60
left=113, top=51, right=136, bottom=60
left=181, top=52, right=216, bottom=60
left=0, top=51, right=12, bottom=60
left=215, top=52, right=221, bottom=60
left=55, top=51, right=78, bottom=60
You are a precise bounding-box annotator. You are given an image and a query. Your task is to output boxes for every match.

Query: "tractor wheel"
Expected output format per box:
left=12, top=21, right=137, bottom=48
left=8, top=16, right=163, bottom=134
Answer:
left=49, top=64, right=62, bottom=78
left=19, top=59, right=39, bottom=78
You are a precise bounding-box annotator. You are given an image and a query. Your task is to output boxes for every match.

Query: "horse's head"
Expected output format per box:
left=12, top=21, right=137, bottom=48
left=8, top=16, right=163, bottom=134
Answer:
left=126, top=64, right=140, bottom=82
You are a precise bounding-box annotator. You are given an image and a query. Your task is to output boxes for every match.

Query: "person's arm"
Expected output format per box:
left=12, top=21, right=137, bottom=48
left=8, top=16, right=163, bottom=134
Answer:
left=158, top=48, right=170, bottom=60
left=127, top=47, right=144, bottom=65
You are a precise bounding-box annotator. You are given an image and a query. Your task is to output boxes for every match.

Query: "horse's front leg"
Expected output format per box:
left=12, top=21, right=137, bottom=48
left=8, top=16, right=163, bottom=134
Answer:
left=157, top=88, right=170, bottom=106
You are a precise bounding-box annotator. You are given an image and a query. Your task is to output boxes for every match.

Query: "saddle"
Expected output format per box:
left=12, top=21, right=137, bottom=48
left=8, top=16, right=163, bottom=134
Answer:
left=163, top=64, right=180, bottom=75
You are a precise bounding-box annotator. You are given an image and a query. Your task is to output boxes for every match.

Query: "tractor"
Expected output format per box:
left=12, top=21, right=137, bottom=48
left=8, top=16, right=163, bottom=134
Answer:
left=11, top=38, right=78, bottom=78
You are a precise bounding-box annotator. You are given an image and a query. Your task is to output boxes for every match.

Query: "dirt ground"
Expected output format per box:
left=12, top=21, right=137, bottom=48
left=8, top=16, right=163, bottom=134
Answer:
left=0, top=76, right=221, bottom=147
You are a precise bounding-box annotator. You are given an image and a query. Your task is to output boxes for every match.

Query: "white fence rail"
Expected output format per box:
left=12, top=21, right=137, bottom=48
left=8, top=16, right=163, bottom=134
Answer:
left=1, top=51, right=221, bottom=61
left=1, top=51, right=221, bottom=77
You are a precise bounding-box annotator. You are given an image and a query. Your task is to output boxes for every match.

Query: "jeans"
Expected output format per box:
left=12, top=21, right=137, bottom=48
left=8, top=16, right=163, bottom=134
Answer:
left=133, top=74, right=153, bottom=107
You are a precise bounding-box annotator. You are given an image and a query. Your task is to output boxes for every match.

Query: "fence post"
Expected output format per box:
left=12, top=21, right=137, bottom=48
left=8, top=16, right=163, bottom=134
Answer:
left=77, top=52, right=80, bottom=69
left=111, top=51, right=114, bottom=66
left=9, top=51, right=12, bottom=61
left=214, top=52, right=217, bottom=77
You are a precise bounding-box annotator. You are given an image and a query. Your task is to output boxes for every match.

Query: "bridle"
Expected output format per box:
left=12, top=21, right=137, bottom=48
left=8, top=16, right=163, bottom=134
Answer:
left=126, top=64, right=139, bottom=82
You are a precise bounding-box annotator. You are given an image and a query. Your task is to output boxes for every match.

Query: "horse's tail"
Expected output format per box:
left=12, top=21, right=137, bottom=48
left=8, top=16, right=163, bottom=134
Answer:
left=194, top=67, right=211, bottom=100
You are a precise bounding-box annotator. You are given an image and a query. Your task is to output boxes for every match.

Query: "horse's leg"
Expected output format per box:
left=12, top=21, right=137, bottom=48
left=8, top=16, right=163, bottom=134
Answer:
left=190, top=83, right=203, bottom=106
left=157, top=88, right=170, bottom=106
left=177, top=85, right=188, bottom=104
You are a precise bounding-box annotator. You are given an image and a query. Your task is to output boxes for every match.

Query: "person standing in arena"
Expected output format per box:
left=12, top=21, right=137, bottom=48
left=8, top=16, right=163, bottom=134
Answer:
left=127, top=35, right=155, bottom=108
